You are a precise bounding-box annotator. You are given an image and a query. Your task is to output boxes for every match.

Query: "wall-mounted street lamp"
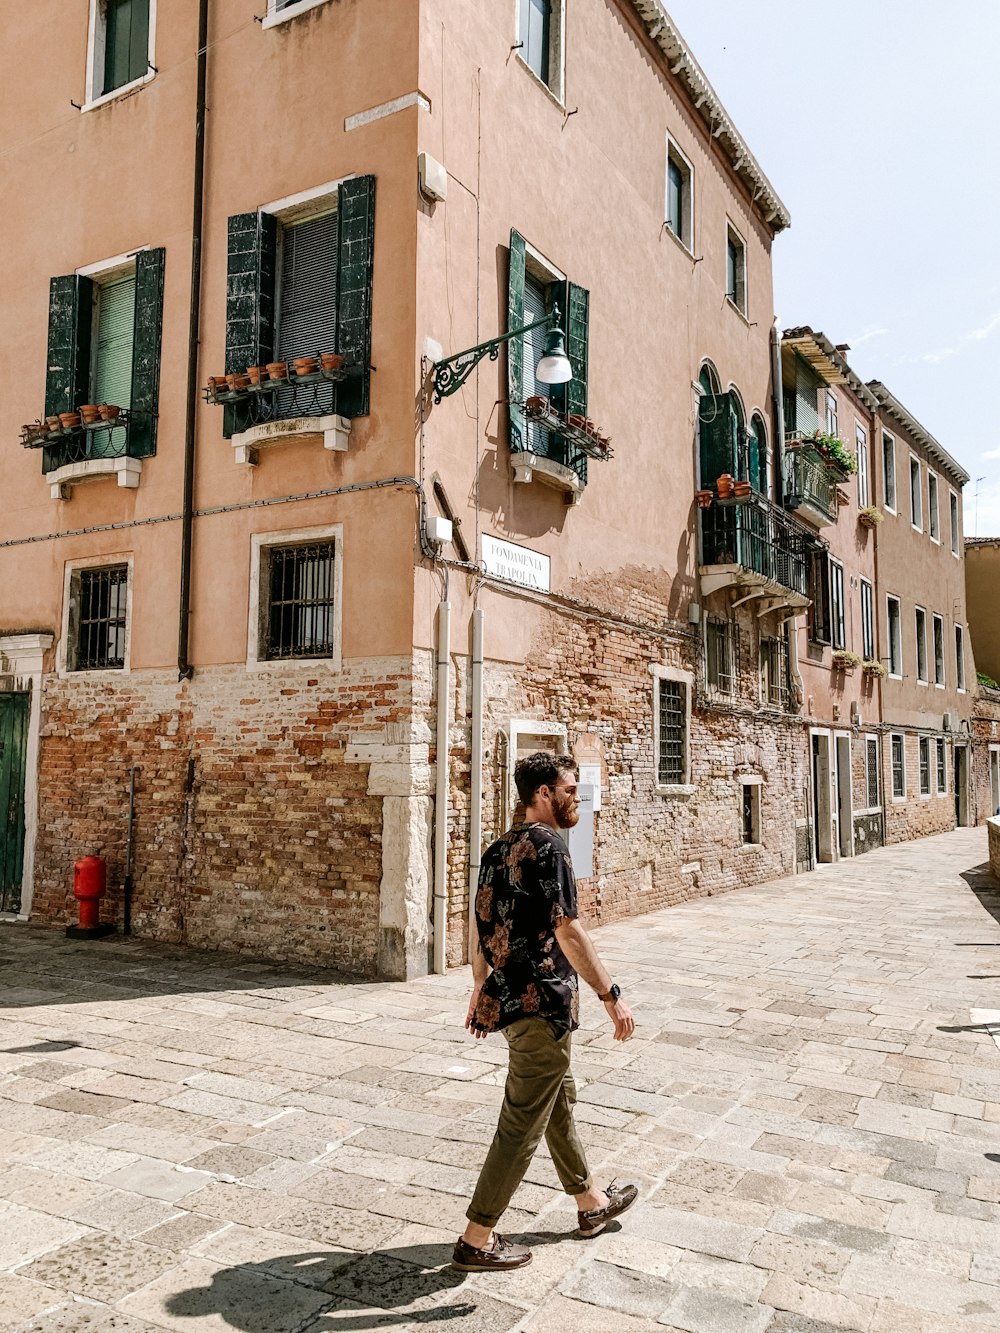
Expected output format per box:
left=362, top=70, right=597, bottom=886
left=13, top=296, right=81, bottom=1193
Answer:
left=431, top=306, right=572, bottom=404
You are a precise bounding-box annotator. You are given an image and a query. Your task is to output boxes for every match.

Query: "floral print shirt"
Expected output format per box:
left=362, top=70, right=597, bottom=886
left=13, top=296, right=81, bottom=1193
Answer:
left=471, top=823, right=580, bottom=1035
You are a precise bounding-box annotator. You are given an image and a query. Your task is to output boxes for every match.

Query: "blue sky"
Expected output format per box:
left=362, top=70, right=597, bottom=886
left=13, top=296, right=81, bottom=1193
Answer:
left=666, top=1, right=1000, bottom=537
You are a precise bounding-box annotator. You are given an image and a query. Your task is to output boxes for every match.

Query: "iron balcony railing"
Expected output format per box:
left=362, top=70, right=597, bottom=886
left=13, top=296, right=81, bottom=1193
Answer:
left=700, top=491, right=810, bottom=597
left=37, top=413, right=136, bottom=475
left=783, top=441, right=839, bottom=525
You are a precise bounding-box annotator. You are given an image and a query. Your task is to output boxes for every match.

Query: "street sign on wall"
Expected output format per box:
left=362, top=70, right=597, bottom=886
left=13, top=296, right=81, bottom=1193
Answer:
left=481, top=535, right=550, bottom=592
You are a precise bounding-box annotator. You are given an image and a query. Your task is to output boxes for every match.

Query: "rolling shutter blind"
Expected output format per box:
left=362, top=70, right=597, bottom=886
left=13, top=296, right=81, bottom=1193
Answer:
left=93, top=277, right=136, bottom=410
left=277, top=212, right=338, bottom=362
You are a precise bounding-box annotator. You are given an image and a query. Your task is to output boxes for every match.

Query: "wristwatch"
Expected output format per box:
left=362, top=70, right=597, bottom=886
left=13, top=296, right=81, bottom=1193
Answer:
left=598, top=983, right=621, bottom=1003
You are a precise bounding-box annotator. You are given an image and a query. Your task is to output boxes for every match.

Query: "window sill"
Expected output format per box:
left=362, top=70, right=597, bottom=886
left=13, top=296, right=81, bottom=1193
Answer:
left=80, top=70, right=155, bottom=114
left=739, top=841, right=763, bottom=852
left=511, top=450, right=584, bottom=503
left=232, top=414, right=351, bottom=465
left=48, top=455, right=143, bottom=501
left=514, top=53, right=566, bottom=111
left=654, top=783, right=695, bottom=798
left=663, top=224, right=696, bottom=260
left=262, top=0, right=334, bottom=28
left=726, top=297, right=750, bottom=324
left=247, top=654, right=341, bottom=675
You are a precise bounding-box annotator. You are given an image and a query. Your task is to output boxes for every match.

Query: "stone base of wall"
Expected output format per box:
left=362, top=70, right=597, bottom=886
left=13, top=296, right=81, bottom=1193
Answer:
left=853, top=812, right=884, bottom=854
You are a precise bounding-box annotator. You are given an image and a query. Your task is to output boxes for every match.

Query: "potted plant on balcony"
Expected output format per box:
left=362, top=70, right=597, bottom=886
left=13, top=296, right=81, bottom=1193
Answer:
left=862, top=659, right=887, bottom=678
left=716, top=472, right=735, bottom=499
left=733, top=479, right=752, bottom=499
left=808, top=432, right=857, bottom=477
left=831, top=649, right=862, bottom=674
left=858, top=505, right=883, bottom=529
left=695, top=488, right=713, bottom=509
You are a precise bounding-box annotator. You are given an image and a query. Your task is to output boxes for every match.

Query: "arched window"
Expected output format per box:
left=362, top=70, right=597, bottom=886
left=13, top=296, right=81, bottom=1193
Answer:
left=698, top=362, right=722, bottom=419
left=750, top=413, right=769, bottom=496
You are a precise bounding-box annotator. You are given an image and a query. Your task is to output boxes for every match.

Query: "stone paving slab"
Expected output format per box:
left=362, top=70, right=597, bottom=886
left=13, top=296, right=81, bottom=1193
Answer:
left=1, top=827, right=999, bottom=1330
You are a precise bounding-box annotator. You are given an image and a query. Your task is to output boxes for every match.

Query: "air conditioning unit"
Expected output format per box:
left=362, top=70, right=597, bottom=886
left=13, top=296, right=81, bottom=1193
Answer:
left=943, top=711, right=958, bottom=733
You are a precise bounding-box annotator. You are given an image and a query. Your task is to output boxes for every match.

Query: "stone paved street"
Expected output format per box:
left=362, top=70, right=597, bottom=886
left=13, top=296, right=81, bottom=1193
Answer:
left=2, top=827, right=1000, bottom=1332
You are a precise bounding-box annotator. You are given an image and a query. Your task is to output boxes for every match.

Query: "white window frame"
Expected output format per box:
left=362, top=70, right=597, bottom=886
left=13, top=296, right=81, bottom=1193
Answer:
left=665, top=136, right=695, bottom=254
left=864, top=734, right=881, bottom=812
left=915, top=606, right=928, bottom=684
left=825, top=391, right=839, bottom=439
left=651, top=664, right=694, bottom=795
left=725, top=221, right=747, bottom=317
left=58, top=553, right=134, bottom=679
left=247, top=524, right=343, bottom=673
left=860, top=578, right=875, bottom=662
left=830, top=559, right=846, bottom=650
left=513, top=0, right=567, bottom=105
left=83, top=0, right=158, bottom=113
left=932, top=613, right=945, bottom=688
left=883, top=431, right=897, bottom=513
left=739, top=776, right=763, bottom=848
left=263, top=0, right=337, bottom=29
left=910, top=455, right=923, bottom=532
left=705, top=616, right=734, bottom=697
left=919, top=736, right=931, bottom=797
left=505, top=719, right=568, bottom=827
left=890, top=732, right=906, bottom=802
left=950, top=488, right=960, bottom=557
left=935, top=737, right=948, bottom=796
left=928, top=471, right=940, bottom=543
left=887, top=594, right=902, bottom=679
left=956, top=623, right=966, bottom=692
left=856, top=424, right=869, bottom=507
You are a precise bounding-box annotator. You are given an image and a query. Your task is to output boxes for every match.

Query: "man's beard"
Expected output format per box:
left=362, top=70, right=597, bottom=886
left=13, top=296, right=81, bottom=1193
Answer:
left=553, top=795, right=579, bottom=829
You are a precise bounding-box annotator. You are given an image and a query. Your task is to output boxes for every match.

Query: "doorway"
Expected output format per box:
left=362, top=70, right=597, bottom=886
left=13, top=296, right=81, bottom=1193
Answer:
left=954, top=746, right=970, bottom=827
left=812, top=732, right=833, bottom=863
left=835, top=733, right=854, bottom=858
left=0, top=694, right=29, bottom=914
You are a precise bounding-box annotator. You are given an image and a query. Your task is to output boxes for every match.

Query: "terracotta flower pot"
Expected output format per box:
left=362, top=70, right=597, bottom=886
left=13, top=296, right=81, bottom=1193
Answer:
left=100, top=404, right=121, bottom=422
left=292, top=356, right=319, bottom=376
left=59, top=411, right=81, bottom=429
left=46, top=415, right=62, bottom=432
left=716, top=472, right=735, bottom=499
left=320, top=352, right=344, bottom=372
left=247, top=365, right=267, bottom=385
left=80, top=405, right=101, bottom=425
left=266, top=361, right=288, bottom=382
left=695, top=489, right=713, bottom=509
left=733, top=479, right=752, bottom=498
left=567, top=413, right=586, bottom=429
left=525, top=395, right=548, bottom=413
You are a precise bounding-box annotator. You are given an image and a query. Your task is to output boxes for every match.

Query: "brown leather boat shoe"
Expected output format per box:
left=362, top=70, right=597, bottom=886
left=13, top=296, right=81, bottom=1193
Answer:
left=577, top=1180, right=639, bottom=1238
left=451, top=1232, right=532, bottom=1271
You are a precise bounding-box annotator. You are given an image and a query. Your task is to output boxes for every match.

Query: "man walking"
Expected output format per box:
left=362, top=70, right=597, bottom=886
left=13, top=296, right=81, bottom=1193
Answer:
left=452, top=752, right=638, bottom=1272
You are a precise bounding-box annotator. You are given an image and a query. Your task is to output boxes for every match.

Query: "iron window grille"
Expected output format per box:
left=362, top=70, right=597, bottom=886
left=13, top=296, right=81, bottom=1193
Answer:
left=866, top=737, right=879, bottom=809
left=891, top=734, right=905, bottom=797
left=74, top=566, right=128, bottom=671
left=263, top=541, right=335, bottom=661
left=919, top=737, right=931, bottom=795
left=761, top=635, right=789, bottom=710
left=657, top=678, right=686, bottom=786
left=705, top=618, right=734, bottom=695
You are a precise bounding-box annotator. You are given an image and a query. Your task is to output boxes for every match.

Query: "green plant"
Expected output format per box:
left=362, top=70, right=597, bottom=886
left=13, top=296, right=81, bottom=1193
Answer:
left=832, top=648, right=862, bottom=670
left=858, top=505, right=883, bottom=527
left=807, top=431, right=858, bottom=475
left=978, top=670, right=999, bottom=689
left=862, top=659, right=887, bottom=677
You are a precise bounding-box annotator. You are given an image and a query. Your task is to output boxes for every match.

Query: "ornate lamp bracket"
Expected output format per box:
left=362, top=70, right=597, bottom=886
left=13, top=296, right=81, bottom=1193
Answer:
left=431, top=309, right=559, bottom=404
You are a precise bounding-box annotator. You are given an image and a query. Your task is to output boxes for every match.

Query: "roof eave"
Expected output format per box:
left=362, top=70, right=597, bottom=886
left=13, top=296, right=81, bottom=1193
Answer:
left=866, top=381, right=970, bottom=486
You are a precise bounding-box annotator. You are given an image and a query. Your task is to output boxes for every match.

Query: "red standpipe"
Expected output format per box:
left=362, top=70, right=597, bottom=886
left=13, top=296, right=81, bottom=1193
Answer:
left=67, top=855, right=114, bottom=939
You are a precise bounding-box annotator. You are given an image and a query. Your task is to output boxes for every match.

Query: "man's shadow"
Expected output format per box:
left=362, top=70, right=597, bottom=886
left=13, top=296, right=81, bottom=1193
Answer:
left=164, top=1233, right=568, bottom=1331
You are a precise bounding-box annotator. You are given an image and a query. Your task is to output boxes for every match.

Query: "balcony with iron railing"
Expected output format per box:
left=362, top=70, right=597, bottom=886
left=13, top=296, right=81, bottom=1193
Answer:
left=782, top=438, right=840, bottom=527
left=699, top=491, right=814, bottom=611
left=20, top=410, right=148, bottom=500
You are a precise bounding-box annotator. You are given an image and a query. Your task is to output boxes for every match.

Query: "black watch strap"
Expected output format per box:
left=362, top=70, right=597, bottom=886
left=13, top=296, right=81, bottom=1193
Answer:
left=598, top=983, right=621, bottom=1003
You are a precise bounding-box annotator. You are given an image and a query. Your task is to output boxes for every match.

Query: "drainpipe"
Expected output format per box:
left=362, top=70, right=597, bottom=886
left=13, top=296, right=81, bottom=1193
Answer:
left=433, top=593, right=451, bottom=974
left=467, top=607, right=485, bottom=963
left=177, top=0, right=209, bottom=681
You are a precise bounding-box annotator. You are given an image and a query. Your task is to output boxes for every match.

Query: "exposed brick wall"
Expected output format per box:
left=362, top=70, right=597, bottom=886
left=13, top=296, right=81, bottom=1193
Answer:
left=973, top=689, right=1000, bottom=824
left=31, top=658, right=417, bottom=975
left=882, top=730, right=956, bottom=845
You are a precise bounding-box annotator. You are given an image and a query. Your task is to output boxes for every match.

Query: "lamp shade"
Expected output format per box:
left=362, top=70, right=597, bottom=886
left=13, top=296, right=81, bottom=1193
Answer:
left=535, top=326, right=573, bottom=385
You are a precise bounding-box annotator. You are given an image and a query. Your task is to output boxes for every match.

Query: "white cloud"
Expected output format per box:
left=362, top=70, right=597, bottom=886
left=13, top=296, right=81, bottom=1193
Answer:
left=848, top=326, right=888, bottom=347
left=982, top=447, right=1000, bottom=462
left=971, top=311, right=1000, bottom=341
left=921, top=346, right=960, bottom=364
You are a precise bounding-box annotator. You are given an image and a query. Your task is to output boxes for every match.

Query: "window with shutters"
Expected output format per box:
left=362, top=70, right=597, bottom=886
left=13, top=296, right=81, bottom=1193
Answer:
left=248, top=525, right=343, bottom=671
left=62, top=558, right=132, bottom=674
left=865, top=736, right=880, bottom=809
left=276, top=211, right=338, bottom=418
left=651, top=666, right=692, bottom=792
left=891, top=733, right=905, bottom=799
left=516, top=0, right=565, bottom=102
left=808, top=548, right=832, bottom=646
left=665, top=138, right=694, bottom=251
left=860, top=578, right=875, bottom=662
left=85, top=0, right=154, bottom=108
left=726, top=223, right=747, bottom=315
left=89, top=273, right=135, bottom=460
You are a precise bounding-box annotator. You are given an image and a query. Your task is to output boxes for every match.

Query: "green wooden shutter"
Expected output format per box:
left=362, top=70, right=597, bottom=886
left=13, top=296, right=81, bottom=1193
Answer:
left=0, top=694, right=29, bottom=914
left=699, top=391, right=736, bottom=487
left=104, top=0, right=150, bottom=95
left=129, top=247, right=165, bottom=457
left=224, top=211, right=277, bottom=437
left=334, top=174, right=376, bottom=418
left=507, top=230, right=527, bottom=453
left=43, top=274, right=92, bottom=473
left=564, top=282, right=589, bottom=484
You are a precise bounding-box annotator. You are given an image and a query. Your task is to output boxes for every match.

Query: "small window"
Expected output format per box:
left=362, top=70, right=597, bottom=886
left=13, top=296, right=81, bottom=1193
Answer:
left=92, top=272, right=136, bottom=414
left=933, top=614, right=944, bottom=686
left=89, top=0, right=152, bottom=101
left=261, top=541, right=336, bottom=661
left=860, top=579, right=875, bottom=661
left=883, top=432, right=897, bottom=511
left=830, top=560, right=846, bottom=650
left=70, top=565, right=129, bottom=671
left=956, top=624, right=966, bottom=690
left=915, top=607, right=927, bottom=683
left=891, top=733, right=905, bottom=798
left=950, top=490, right=960, bottom=556
left=725, top=223, right=746, bottom=315
left=866, top=736, right=880, bottom=810
left=653, top=670, right=690, bottom=789
left=919, top=737, right=931, bottom=795
left=741, top=781, right=761, bottom=845
left=928, top=472, right=940, bottom=541
left=518, top=0, right=564, bottom=99
left=887, top=595, right=902, bottom=677
left=910, top=456, right=922, bottom=530
left=856, top=424, right=869, bottom=507
left=808, top=548, right=832, bottom=646
left=665, top=139, right=694, bottom=251
left=936, top=738, right=947, bottom=795
left=705, top=618, right=734, bottom=696
left=825, top=391, right=839, bottom=439
left=760, top=634, right=788, bottom=710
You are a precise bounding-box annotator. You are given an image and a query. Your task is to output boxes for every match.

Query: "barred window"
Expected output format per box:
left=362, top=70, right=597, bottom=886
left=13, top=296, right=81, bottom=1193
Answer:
left=919, top=737, right=931, bottom=795
left=263, top=541, right=336, bottom=660
left=891, top=734, right=905, bottom=798
left=72, top=566, right=128, bottom=671
left=866, top=736, right=879, bottom=809
left=656, top=677, right=687, bottom=786
left=706, top=619, right=733, bottom=695
left=936, top=738, right=947, bottom=794
left=760, top=635, right=788, bottom=710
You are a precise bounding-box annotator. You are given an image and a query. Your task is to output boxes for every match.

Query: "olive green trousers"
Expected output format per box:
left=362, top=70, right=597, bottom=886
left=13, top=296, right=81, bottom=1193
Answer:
left=466, top=1016, right=592, bottom=1228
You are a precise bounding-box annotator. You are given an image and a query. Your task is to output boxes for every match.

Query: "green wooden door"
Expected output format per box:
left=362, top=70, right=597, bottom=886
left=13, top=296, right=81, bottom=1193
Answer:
left=0, top=694, right=29, bottom=914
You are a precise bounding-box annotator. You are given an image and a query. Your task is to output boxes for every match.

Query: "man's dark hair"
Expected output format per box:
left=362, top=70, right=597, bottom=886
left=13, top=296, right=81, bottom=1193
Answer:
left=514, top=751, right=578, bottom=806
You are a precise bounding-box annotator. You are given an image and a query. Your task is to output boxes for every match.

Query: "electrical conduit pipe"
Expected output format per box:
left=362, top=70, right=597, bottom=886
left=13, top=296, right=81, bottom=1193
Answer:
left=467, top=607, right=484, bottom=963
left=433, top=596, right=451, bottom=974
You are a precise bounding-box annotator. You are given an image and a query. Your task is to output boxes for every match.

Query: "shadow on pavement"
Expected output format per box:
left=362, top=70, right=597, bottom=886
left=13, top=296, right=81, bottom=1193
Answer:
left=959, top=862, right=1000, bottom=934
left=164, top=1234, right=569, bottom=1331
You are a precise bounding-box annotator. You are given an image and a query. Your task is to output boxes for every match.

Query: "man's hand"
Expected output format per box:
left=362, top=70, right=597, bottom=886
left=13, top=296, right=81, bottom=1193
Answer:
left=465, top=983, right=489, bottom=1040
left=604, top=996, right=635, bottom=1042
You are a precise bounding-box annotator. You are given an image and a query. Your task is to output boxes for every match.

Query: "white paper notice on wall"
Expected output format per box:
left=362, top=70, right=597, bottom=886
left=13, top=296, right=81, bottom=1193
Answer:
left=481, top=535, right=550, bottom=592
left=578, top=763, right=602, bottom=811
